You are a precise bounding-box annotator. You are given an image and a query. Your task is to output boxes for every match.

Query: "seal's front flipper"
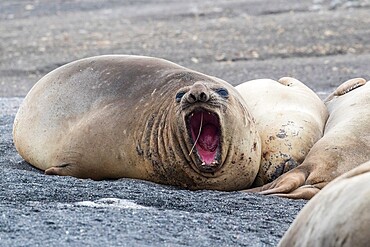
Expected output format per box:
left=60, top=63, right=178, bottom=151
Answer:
left=243, top=167, right=310, bottom=198
left=271, top=185, right=320, bottom=200
left=325, top=78, right=366, bottom=102
left=245, top=165, right=328, bottom=200
left=45, top=163, right=75, bottom=177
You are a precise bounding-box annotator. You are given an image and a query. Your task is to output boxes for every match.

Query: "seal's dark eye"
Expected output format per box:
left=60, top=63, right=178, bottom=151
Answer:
left=215, top=88, right=229, bottom=98
left=175, top=92, right=185, bottom=102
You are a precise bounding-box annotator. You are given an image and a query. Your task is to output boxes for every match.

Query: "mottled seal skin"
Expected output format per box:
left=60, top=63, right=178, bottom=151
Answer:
left=13, top=55, right=261, bottom=191
left=235, top=77, right=328, bottom=186
left=279, top=160, right=370, bottom=247
left=249, top=78, right=370, bottom=199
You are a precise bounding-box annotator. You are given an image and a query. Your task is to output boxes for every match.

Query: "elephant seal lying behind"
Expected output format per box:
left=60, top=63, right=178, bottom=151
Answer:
left=236, top=77, right=328, bottom=186
left=248, top=78, right=370, bottom=199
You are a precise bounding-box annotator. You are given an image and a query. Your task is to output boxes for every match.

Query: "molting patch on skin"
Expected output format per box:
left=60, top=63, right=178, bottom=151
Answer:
left=276, top=129, right=287, bottom=139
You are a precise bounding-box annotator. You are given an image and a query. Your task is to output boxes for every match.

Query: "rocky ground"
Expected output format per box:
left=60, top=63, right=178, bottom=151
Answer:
left=1, top=0, right=369, bottom=246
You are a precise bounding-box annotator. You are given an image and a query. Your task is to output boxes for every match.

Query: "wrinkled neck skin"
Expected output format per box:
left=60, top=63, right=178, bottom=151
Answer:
left=136, top=73, right=261, bottom=191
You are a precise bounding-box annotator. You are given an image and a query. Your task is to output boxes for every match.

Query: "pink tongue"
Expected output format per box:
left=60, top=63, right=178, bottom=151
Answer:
left=198, top=124, right=219, bottom=151
left=197, top=124, right=219, bottom=164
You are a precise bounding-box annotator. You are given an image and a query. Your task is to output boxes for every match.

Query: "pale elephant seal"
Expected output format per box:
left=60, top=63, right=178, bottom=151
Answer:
left=13, top=55, right=262, bottom=191
left=279, top=160, right=370, bottom=247
left=235, top=77, right=328, bottom=186
left=249, top=78, right=370, bottom=199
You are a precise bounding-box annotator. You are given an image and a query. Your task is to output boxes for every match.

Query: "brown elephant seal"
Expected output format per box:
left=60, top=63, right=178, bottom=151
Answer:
left=13, top=55, right=261, bottom=191
left=235, top=77, right=328, bottom=186
left=279, top=160, right=370, bottom=247
left=248, top=78, right=370, bottom=199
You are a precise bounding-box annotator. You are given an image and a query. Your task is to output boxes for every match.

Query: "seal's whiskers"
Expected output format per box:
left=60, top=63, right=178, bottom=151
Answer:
left=189, top=112, right=203, bottom=156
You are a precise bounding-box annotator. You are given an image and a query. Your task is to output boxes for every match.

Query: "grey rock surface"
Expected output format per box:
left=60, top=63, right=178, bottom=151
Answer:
left=1, top=0, right=369, bottom=246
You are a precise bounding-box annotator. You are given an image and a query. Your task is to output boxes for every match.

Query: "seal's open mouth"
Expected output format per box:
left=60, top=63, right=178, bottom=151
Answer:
left=187, top=109, right=221, bottom=171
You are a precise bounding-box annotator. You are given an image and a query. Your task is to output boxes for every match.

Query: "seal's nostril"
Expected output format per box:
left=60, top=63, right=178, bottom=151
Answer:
left=199, top=92, right=209, bottom=102
left=188, top=93, right=197, bottom=103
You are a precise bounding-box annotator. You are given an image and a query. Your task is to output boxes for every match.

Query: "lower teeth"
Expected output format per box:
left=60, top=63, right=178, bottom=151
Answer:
left=201, top=161, right=218, bottom=167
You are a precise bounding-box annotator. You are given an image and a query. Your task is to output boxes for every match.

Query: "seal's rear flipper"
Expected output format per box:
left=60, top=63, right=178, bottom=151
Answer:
left=277, top=77, right=321, bottom=100
left=278, top=77, right=303, bottom=87
left=325, top=78, right=366, bottom=102
left=278, top=77, right=314, bottom=91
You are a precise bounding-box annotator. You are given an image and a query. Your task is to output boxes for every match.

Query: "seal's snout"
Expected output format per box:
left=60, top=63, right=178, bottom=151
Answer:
left=186, top=82, right=210, bottom=103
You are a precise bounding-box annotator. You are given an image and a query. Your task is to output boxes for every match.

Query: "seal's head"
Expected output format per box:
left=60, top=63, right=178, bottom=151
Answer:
left=177, top=82, right=228, bottom=173
left=171, top=79, right=261, bottom=190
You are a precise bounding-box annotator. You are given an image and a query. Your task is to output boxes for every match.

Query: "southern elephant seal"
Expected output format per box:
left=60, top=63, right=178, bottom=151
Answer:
left=249, top=78, right=370, bottom=199
left=278, top=160, right=370, bottom=247
left=235, top=77, right=328, bottom=186
left=13, top=55, right=262, bottom=191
